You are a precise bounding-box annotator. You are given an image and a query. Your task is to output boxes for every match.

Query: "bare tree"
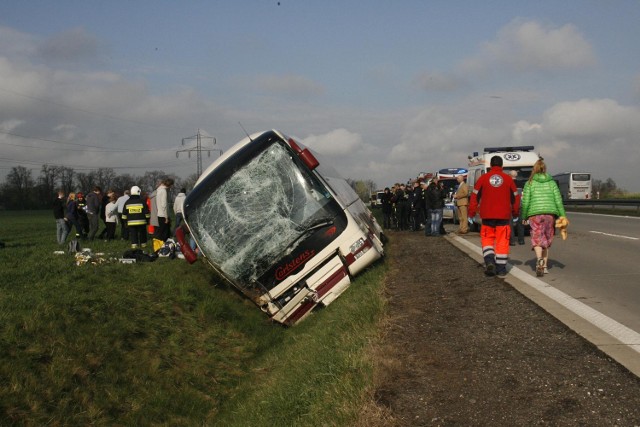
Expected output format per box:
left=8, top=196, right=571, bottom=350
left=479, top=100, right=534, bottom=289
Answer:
left=176, top=173, right=199, bottom=192
left=38, top=164, right=60, bottom=199
left=5, top=166, right=34, bottom=209
left=94, top=167, right=117, bottom=191
left=76, top=172, right=93, bottom=193
left=111, top=173, right=138, bottom=194
left=59, top=167, right=75, bottom=194
left=347, top=178, right=376, bottom=202
left=593, top=178, right=620, bottom=198
left=141, top=170, right=170, bottom=193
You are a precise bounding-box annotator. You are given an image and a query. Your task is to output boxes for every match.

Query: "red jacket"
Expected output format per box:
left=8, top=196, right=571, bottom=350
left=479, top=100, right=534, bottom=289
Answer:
left=469, top=166, right=519, bottom=220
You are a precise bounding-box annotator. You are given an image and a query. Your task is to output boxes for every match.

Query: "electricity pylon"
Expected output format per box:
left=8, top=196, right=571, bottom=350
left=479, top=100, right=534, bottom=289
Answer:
left=176, top=129, right=221, bottom=177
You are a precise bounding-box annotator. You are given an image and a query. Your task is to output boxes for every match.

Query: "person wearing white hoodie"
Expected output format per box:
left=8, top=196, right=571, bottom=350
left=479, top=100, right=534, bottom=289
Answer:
left=173, top=188, right=187, bottom=234
left=155, top=178, right=174, bottom=241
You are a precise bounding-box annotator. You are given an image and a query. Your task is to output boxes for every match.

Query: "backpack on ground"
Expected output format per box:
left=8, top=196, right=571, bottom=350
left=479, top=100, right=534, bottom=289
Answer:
left=122, top=249, right=158, bottom=262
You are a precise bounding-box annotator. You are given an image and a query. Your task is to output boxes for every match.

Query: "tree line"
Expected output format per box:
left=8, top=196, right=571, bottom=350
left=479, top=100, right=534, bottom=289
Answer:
left=0, top=164, right=630, bottom=211
left=0, top=165, right=198, bottom=210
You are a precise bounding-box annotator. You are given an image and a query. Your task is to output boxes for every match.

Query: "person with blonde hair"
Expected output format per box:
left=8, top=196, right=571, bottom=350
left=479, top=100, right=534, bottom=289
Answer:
left=66, top=192, right=85, bottom=239
left=520, top=159, right=567, bottom=277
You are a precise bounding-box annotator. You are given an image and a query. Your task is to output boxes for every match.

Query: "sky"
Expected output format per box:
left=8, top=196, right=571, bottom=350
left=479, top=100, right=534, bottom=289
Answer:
left=1, top=0, right=640, bottom=192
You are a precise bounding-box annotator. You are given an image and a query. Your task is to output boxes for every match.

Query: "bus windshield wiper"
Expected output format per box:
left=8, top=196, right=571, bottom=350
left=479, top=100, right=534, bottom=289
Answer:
left=289, top=218, right=335, bottom=247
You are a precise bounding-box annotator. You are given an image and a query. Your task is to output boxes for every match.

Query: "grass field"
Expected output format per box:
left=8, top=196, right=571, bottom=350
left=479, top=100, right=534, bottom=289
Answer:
left=0, top=211, right=387, bottom=426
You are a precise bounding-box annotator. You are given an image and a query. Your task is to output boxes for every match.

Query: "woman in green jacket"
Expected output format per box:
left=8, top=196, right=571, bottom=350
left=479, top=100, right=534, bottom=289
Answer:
left=521, top=159, right=566, bottom=277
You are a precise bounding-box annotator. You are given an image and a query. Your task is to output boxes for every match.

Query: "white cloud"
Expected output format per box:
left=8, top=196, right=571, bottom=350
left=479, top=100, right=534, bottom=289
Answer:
left=512, top=120, right=543, bottom=145
left=302, top=128, right=363, bottom=156
left=461, top=19, right=596, bottom=75
left=37, top=27, right=102, bottom=63
left=0, top=25, right=38, bottom=58
left=542, top=98, right=640, bottom=139
left=251, top=74, right=324, bottom=99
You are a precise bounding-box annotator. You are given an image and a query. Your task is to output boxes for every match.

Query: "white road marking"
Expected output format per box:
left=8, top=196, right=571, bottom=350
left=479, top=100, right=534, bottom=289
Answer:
left=589, top=230, right=639, bottom=240
left=454, top=235, right=640, bottom=353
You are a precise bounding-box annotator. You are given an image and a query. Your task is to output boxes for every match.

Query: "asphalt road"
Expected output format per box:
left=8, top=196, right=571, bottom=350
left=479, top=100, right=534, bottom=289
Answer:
left=457, top=212, right=640, bottom=332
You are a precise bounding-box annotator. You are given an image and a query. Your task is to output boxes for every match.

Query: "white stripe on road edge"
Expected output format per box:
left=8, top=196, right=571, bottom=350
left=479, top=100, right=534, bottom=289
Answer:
left=589, top=230, right=639, bottom=240
left=454, top=236, right=640, bottom=353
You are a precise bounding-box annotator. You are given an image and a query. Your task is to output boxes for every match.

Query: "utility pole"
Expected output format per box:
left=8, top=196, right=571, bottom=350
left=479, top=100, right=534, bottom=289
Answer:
left=176, top=129, right=222, bottom=177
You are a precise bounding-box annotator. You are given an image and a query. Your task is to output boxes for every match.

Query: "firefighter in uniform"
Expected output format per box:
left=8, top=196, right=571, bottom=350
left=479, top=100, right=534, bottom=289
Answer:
left=468, top=156, right=520, bottom=277
left=122, top=186, right=151, bottom=249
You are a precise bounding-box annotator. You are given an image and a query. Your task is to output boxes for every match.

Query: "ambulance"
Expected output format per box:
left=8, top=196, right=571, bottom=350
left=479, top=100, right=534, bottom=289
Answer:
left=466, top=146, right=540, bottom=229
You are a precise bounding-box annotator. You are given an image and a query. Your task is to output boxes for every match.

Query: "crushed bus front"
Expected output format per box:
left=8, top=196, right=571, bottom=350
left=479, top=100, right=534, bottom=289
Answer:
left=176, top=130, right=384, bottom=325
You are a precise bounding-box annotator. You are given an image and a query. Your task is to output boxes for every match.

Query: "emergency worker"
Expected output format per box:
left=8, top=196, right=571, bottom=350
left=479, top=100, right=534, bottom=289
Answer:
left=468, top=156, right=520, bottom=276
left=122, top=185, right=151, bottom=249
left=453, top=175, right=470, bottom=234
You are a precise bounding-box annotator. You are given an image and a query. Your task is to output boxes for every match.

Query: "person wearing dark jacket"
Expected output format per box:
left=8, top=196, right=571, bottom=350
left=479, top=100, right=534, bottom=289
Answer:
left=380, top=187, right=393, bottom=229
left=122, top=185, right=151, bottom=249
left=411, top=181, right=425, bottom=231
left=76, top=192, right=89, bottom=236
left=53, top=190, right=69, bottom=245
left=426, top=179, right=446, bottom=236
left=66, top=193, right=85, bottom=239
left=85, top=186, right=102, bottom=241
left=395, top=184, right=409, bottom=231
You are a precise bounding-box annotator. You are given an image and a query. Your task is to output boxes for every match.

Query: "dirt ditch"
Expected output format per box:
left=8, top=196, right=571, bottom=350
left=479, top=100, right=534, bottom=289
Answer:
left=361, top=229, right=640, bottom=426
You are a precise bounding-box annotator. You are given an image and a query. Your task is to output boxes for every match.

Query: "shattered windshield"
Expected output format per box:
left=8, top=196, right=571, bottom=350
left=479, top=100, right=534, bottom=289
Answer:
left=188, top=141, right=339, bottom=286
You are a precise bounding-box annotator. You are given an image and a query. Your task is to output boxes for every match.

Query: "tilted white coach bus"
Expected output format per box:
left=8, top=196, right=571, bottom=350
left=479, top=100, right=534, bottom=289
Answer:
left=175, top=130, right=385, bottom=325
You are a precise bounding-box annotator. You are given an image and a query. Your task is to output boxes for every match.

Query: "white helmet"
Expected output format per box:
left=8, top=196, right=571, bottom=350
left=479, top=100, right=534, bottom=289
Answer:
left=130, top=186, right=141, bottom=196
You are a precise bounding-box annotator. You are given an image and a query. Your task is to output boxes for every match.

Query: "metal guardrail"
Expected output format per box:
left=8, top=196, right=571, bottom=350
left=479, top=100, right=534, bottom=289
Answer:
left=563, top=199, right=640, bottom=214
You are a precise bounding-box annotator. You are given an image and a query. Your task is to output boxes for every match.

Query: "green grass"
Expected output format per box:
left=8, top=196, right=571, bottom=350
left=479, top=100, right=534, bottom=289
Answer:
left=0, top=211, right=387, bottom=426
left=564, top=206, right=640, bottom=217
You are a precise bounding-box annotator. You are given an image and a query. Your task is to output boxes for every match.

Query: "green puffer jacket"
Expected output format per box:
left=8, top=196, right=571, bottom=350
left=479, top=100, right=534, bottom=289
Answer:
left=520, top=173, right=566, bottom=219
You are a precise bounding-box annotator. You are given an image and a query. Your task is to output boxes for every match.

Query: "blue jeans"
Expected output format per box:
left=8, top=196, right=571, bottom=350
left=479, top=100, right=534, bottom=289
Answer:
left=429, top=209, right=443, bottom=236
left=56, top=218, right=69, bottom=244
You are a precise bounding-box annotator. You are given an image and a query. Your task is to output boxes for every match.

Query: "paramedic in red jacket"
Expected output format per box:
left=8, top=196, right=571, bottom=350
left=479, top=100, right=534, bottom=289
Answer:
left=468, top=156, right=520, bottom=277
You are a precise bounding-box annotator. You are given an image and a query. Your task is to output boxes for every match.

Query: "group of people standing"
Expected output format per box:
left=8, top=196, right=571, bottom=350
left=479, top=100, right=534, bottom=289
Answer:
left=53, top=178, right=188, bottom=250
left=378, top=156, right=567, bottom=279
left=379, top=179, right=450, bottom=236
left=54, top=187, right=118, bottom=244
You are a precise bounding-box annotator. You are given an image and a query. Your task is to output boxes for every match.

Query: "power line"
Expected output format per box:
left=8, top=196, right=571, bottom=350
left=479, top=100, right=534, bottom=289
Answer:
left=177, top=129, right=222, bottom=177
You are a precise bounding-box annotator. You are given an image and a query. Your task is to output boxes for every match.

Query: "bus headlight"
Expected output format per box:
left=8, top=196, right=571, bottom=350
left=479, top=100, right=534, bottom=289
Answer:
left=350, top=238, right=365, bottom=254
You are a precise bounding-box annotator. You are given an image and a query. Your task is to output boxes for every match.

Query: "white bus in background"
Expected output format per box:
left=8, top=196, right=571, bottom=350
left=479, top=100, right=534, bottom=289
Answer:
left=466, top=146, right=540, bottom=229
left=176, top=130, right=385, bottom=326
left=553, top=172, right=592, bottom=200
